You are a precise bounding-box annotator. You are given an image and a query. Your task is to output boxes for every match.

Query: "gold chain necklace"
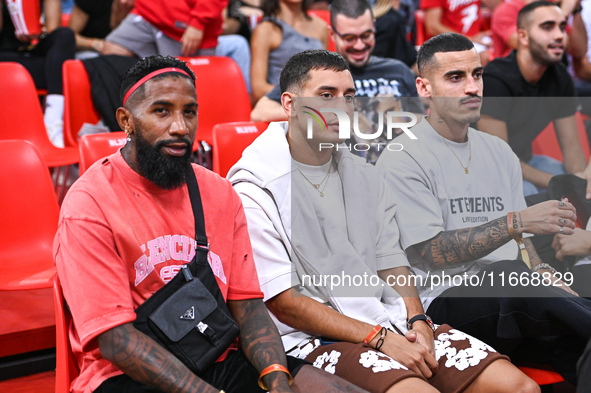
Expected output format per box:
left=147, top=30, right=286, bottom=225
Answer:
left=298, top=165, right=331, bottom=197
left=442, top=132, right=471, bottom=174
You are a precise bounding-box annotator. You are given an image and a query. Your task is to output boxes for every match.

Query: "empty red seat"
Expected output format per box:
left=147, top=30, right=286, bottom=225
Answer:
left=78, top=132, right=127, bottom=175
left=212, top=121, right=268, bottom=177
left=62, top=59, right=102, bottom=147
left=0, top=140, right=58, bottom=290
left=54, top=274, right=79, bottom=393
left=531, top=112, right=591, bottom=161
left=518, top=366, right=564, bottom=386
left=179, top=56, right=252, bottom=147
left=0, top=62, right=79, bottom=203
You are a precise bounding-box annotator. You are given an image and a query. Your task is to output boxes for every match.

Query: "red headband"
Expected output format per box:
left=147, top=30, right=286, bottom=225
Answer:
left=123, top=67, right=192, bottom=106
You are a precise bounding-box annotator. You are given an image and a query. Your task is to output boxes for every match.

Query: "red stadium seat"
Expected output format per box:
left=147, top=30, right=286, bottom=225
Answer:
left=0, top=140, right=58, bottom=290
left=414, top=10, right=426, bottom=47
left=212, top=121, right=268, bottom=177
left=54, top=274, right=79, bottom=393
left=0, top=62, right=79, bottom=202
left=78, top=132, right=127, bottom=175
left=518, top=366, right=564, bottom=386
left=531, top=112, right=591, bottom=161
left=179, top=56, right=252, bottom=147
left=61, top=12, right=70, bottom=28
left=63, top=59, right=102, bottom=147
left=65, top=56, right=251, bottom=151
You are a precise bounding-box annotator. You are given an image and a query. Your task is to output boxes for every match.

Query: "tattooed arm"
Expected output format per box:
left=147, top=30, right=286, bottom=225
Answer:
left=413, top=200, right=578, bottom=268
left=230, top=299, right=374, bottom=392
left=98, top=323, right=219, bottom=393
left=227, top=298, right=293, bottom=393
left=524, top=238, right=543, bottom=268
left=414, top=215, right=512, bottom=268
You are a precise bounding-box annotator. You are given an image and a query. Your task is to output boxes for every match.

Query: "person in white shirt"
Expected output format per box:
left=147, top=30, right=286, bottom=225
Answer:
left=229, top=48, right=538, bottom=393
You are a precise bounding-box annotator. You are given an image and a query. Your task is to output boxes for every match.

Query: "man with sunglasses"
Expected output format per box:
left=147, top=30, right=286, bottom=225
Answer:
left=251, top=0, right=422, bottom=162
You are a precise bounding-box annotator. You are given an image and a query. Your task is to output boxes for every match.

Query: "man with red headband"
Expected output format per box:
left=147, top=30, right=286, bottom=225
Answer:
left=53, top=55, right=365, bottom=393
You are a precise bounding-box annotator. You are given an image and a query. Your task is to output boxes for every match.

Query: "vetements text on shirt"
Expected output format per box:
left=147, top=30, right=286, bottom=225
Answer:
left=449, top=196, right=505, bottom=214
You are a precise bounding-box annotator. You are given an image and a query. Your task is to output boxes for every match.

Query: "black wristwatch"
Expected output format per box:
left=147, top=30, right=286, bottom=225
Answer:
left=407, top=314, right=436, bottom=331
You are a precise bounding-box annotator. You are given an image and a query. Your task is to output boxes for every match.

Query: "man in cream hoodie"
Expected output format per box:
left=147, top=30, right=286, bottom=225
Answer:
left=228, top=49, right=537, bottom=393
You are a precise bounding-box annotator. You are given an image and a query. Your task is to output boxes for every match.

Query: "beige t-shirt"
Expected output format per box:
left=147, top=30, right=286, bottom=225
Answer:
left=377, top=118, right=528, bottom=308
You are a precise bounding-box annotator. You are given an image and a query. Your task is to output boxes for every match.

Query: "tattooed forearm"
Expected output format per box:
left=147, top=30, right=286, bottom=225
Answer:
left=414, top=216, right=513, bottom=268
left=98, top=323, right=218, bottom=393
left=228, top=299, right=291, bottom=391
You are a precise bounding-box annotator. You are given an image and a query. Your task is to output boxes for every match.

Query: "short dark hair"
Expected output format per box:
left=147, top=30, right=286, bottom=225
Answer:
left=262, top=0, right=311, bottom=18
left=416, top=33, right=474, bottom=76
left=279, top=49, right=350, bottom=94
left=517, top=0, right=559, bottom=29
left=120, top=55, right=196, bottom=106
left=330, top=0, right=374, bottom=28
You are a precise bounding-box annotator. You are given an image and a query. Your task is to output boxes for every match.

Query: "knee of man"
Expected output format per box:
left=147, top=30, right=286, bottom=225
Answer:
left=514, top=374, right=541, bottom=393
left=50, top=27, right=76, bottom=47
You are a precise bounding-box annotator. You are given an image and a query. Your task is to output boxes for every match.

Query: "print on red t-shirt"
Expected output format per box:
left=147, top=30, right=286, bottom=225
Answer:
left=421, top=0, right=482, bottom=38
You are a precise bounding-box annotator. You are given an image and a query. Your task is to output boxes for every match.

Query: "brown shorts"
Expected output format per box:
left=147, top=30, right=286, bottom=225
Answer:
left=302, top=324, right=509, bottom=393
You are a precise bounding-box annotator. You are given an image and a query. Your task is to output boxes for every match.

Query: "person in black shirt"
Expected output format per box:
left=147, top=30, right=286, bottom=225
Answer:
left=68, top=0, right=132, bottom=57
left=478, top=0, right=586, bottom=196
left=0, top=0, right=75, bottom=147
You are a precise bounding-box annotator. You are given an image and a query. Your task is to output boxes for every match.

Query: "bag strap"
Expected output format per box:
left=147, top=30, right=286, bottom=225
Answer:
left=185, top=166, right=231, bottom=312
left=186, top=166, right=208, bottom=249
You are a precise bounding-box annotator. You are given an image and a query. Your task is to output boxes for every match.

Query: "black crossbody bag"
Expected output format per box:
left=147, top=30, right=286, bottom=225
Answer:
left=133, top=167, right=240, bottom=374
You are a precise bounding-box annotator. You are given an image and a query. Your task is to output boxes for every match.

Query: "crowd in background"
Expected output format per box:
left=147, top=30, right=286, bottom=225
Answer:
left=5, top=0, right=591, bottom=390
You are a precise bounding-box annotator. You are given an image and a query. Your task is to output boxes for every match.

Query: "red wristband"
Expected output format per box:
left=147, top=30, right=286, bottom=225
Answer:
left=363, top=325, right=382, bottom=344
left=258, top=364, right=293, bottom=390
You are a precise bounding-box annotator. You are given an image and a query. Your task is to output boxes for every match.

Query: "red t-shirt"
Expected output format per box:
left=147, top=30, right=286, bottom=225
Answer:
left=421, top=0, right=482, bottom=38
left=54, top=152, right=263, bottom=393
left=131, top=0, right=227, bottom=49
left=5, top=0, right=42, bottom=36
left=491, top=0, right=525, bottom=58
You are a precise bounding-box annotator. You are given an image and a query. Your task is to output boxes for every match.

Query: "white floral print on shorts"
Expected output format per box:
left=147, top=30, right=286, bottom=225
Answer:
left=359, top=350, right=408, bottom=373
left=435, top=329, right=496, bottom=371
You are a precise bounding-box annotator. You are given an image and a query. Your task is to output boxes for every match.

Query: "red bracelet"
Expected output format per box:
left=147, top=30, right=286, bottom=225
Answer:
left=363, top=325, right=382, bottom=344
left=507, top=212, right=517, bottom=240
left=258, top=364, right=293, bottom=390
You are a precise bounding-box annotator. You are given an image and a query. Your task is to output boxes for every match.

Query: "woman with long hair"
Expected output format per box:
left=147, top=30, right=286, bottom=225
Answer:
left=250, top=0, right=327, bottom=102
